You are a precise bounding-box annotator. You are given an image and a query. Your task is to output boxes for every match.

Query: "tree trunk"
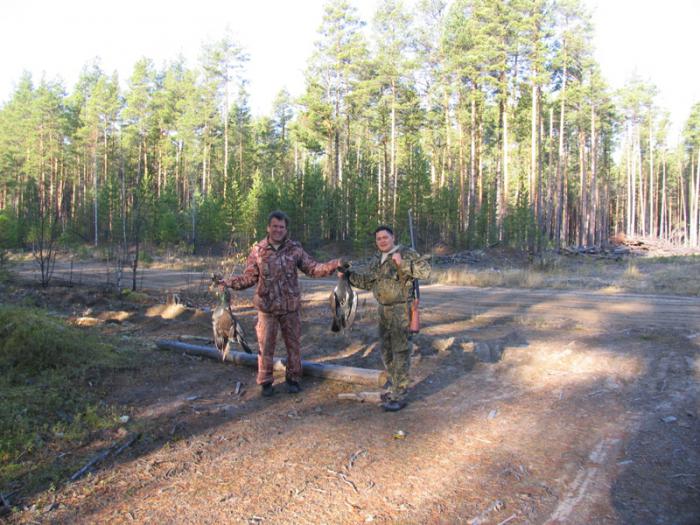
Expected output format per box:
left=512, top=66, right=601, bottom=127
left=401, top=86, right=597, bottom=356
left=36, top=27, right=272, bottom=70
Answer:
left=660, top=151, right=667, bottom=240
left=391, top=79, right=397, bottom=224
left=469, top=90, right=477, bottom=242
left=93, top=133, right=99, bottom=247
left=648, top=113, right=654, bottom=237
left=692, top=150, right=700, bottom=246
left=536, top=87, right=544, bottom=250
left=626, top=128, right=632, bottom=236
left=531, top=82, right=537, bottom=210
left=578, top=126, right=586, bottom=246
left=589, top=104, right=597, bottom=247
left=156, top=340, right=388, bottom=387
left=546, top=107, right=555, bottom=240
left=679, top=156, right=687, bottom=245
left=555, top=57, right=566, bottom=247
left=638, top=128, right=645, bottom=236
left=459, top=113, right=466, bottom=235
left=224, top=92, right=229, bottom=200
left=202, top=125, right=208, bottom=195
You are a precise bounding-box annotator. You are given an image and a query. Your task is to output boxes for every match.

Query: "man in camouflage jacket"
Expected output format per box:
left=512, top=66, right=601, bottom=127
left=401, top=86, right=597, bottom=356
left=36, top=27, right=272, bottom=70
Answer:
left=221, top=210, right=342, bottom=396
left=342, top=225, right=431, bottom=411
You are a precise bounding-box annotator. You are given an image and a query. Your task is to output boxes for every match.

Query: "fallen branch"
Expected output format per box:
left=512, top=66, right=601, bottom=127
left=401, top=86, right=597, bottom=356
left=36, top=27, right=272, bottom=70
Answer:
left=348, top=449, right=368, bottom=470
left=497, top=514, right=517, bottom=525
left=469, top=499, right=505, bottom=525
left=327, top=468, right=359, bottom=493
left=156, top=340, right=387, bottom=387
left=70, top=433, right=140, bottom=482
left=339, top=473, right=358, bottom=493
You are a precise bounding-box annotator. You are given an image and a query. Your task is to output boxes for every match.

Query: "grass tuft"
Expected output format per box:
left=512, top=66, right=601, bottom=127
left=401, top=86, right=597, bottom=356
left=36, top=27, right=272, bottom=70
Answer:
left=623, top=263, right=642, bottom=280
left=119, top=289, right=152, bottom=304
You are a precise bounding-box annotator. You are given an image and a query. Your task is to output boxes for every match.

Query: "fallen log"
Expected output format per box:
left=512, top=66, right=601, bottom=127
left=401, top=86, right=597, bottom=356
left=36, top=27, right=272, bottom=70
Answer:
left=156, top=340, right=387, bottom=387
left=177, top=334, right=213, bottom=344
left=338, top=391, right=383, bottom=403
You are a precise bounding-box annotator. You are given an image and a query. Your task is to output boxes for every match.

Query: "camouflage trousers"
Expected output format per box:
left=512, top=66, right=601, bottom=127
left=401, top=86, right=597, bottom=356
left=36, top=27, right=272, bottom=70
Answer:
left=255, top=310, right=302, bottom=385
left=378, top=303, right=411, bottom=401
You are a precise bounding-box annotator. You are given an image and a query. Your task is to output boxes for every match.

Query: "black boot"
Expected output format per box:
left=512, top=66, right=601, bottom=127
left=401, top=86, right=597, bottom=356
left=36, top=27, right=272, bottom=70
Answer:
left=286, top=379, right=301, bottom=394
left=381, top=399, right=407, bottom=412
left=261, top=382, right=274, bottom=397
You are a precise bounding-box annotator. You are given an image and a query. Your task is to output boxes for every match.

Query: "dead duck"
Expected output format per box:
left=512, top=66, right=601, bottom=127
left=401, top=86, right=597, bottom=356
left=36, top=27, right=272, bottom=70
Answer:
left=211, top=274, right=254, bottom=358
left=329, top=269, right=358, bottom=332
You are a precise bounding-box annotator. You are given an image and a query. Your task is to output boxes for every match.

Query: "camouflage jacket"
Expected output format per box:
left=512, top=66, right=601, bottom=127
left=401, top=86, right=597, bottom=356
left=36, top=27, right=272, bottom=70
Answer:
left=349, top=245, right=431, bottom=305
left=226, top=237, right=340, bottom=314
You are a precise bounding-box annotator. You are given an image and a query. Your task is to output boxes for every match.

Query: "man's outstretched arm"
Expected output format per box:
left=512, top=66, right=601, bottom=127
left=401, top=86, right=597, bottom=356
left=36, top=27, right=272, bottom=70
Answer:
left=221, top=250, right=259, bottom=290
left=298, top=249, right=341, bottom=278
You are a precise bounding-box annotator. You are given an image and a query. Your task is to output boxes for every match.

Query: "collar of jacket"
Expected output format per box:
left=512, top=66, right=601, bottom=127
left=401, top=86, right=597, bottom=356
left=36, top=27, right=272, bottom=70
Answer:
left=378, top=244, right=403, bottom=264
left=260, top=236, right=289, bottom=251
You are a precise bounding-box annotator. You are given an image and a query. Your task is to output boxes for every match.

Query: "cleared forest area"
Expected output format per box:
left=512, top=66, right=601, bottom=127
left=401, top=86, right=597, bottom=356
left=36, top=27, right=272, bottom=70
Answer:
left=1, top=247, right=699, bottom=524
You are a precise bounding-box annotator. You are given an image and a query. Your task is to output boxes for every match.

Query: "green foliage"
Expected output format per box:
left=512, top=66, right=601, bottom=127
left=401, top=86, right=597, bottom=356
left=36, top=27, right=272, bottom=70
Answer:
left=120, top=289, right=151, bottom=303
left=0, top=305, right=132, bottom=490
left=0, top=1, right=696, bottom=255
left=155, top=186, right=183, bottom=246
left=684, top=101, right=700, bottom=148
left=299, top=164, right=328, bottom=246
left=0, top=210, right=20, bottom=248
left=195, top=194, right=228, bottom=246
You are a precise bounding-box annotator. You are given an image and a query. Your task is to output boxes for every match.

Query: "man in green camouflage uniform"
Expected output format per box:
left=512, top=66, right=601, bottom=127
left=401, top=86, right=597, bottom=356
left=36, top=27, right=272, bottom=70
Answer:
left=341, top=226, right=431, bottom=411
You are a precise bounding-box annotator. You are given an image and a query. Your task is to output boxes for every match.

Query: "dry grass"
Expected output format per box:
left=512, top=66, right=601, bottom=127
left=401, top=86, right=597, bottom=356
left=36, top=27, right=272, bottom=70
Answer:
left=600, top=285, right=624, bottom=294
left=431, top=267, right=545, bottom=288
left=432, top=254, right=700, bottom=296
left=623, top=263, right=643, bottom=280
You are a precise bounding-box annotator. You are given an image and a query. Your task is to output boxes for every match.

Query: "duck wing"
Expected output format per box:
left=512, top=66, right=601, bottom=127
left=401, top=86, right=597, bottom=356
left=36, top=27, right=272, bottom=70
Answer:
left=329, top=278, right=343, bottom=332
left=343, top=277, right=358, bottom=330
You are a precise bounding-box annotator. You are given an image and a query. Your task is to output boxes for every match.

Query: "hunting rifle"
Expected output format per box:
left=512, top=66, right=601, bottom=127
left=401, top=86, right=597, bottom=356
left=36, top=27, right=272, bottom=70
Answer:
left=408, top=209, right=420, bottom=334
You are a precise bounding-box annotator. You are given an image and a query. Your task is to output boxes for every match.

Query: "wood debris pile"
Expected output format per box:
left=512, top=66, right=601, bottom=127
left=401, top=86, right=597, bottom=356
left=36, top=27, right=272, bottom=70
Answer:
left=561, top=236, right=700, bottom=258
left=431, top=250, right=485, bottom=266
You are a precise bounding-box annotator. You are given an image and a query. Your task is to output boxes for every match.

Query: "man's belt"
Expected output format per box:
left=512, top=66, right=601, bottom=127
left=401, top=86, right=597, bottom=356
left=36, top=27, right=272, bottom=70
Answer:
left=378, top=300, right=409, bottom=306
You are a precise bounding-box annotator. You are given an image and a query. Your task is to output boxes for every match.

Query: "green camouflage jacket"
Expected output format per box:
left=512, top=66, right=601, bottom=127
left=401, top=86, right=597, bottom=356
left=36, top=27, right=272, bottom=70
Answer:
left=348, top=245, right=431, bottom=305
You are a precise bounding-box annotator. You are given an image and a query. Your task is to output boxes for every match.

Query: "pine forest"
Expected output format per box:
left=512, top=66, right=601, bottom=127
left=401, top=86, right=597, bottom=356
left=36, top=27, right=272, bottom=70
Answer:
left=1, top=0, right=700, bottom=263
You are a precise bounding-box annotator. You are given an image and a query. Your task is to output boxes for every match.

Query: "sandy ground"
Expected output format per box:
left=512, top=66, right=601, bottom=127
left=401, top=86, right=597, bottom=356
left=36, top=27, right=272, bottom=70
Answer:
left=3, top=268, right=700, bottom=524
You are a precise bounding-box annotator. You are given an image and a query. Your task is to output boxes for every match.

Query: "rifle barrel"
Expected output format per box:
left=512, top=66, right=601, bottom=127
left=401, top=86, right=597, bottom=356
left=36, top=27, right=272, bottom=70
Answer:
left=408, top=209, right=416, bottom=250
left=408, top=209, right=420, bottom=300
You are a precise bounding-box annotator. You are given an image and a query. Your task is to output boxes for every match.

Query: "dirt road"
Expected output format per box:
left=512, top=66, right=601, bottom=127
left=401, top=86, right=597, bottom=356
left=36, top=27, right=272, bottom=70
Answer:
left=8, top=270, right=700, bottom=524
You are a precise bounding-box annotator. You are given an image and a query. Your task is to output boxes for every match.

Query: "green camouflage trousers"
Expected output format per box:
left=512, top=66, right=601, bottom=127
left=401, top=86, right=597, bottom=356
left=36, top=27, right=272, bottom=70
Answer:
left=378, top=303, right=411, bottom=401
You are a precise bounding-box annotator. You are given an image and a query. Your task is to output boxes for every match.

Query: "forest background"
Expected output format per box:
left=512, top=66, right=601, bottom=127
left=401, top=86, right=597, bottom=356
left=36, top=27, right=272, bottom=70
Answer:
left=1, top=0, right=700, bottom=272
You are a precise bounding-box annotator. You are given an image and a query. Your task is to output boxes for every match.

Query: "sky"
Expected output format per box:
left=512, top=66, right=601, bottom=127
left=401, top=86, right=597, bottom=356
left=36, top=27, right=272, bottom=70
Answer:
left=1, top=0, right=698, bottom=145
